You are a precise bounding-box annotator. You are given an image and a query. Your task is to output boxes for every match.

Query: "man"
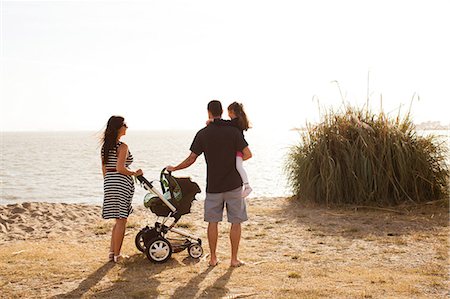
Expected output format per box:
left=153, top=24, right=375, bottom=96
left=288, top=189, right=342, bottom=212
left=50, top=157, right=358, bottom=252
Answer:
left=167, top=100, right=252, bottom=267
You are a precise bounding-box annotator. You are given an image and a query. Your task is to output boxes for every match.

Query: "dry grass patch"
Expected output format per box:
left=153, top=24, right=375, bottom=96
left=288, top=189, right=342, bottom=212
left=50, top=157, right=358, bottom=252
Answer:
left=0, top=197, right=448, bottom=298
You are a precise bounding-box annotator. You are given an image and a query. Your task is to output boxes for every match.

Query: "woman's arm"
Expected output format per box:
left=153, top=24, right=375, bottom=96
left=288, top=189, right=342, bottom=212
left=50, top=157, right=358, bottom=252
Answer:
left=215, top=118, right=242, bottom=131
left=101, top=154, right=106, bottom=178
left=116, top=143, right=143, bottom=176
left=213, top=118, right=232, bottom=125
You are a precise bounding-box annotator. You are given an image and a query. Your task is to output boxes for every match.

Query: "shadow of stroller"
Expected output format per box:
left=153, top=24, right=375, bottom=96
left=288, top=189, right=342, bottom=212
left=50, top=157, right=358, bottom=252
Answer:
left=52, top=253, right=183, bottom=298
left=52, top=262, right=115, bottom=298
left=93, top=253, right=184, bottom=298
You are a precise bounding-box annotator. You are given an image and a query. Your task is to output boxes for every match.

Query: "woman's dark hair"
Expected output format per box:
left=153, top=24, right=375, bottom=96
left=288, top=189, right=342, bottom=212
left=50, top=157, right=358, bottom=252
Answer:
left=102, top=115, right=125, bottom=165
left=207, top=100, right=223, bottom=117
left=228, top=102, right=250, bottom=131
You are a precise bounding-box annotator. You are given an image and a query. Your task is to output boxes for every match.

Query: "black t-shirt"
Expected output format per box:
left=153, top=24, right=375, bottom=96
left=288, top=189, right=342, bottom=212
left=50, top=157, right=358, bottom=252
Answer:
left=190, top=121, right=248, bottom=193
left=213, top=118, right=244, bottom=137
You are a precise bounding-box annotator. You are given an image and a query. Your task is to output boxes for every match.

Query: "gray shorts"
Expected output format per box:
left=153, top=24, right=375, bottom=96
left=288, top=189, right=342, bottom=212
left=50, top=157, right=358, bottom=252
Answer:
left=204, top=187, right=248, bottom=223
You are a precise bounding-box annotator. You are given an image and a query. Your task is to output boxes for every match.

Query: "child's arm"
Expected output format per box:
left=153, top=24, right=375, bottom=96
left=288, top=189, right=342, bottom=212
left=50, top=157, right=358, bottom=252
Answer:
left=213, top=118, right=240, bottom=130
left=206, top=118, right=231, bottom=126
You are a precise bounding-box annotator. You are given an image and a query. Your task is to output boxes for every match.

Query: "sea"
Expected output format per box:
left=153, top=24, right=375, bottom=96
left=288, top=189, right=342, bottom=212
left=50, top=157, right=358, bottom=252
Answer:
left=0, top=129, right=302, bottom=205
left=1, top=129, right=448, bottom=206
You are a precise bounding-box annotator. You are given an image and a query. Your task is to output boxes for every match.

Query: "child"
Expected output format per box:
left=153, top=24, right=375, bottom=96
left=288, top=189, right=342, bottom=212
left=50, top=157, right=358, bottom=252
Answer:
left=209, top=102, right=253, bottom=198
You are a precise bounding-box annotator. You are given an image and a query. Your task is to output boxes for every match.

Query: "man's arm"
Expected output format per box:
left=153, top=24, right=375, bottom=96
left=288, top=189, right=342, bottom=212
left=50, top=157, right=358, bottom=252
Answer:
left=242, top=146, right=252, bottom=161
left=167, top=152, right=199, bottom=172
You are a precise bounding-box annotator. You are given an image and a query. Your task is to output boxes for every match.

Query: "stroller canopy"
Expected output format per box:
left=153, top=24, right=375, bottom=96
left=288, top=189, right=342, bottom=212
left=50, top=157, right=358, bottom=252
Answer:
left=145, top=171, right=201, bottom=218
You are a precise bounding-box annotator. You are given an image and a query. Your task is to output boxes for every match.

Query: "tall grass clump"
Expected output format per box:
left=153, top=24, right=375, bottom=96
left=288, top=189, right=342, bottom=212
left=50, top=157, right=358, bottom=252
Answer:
left=285, top=105, right=449, bottom=206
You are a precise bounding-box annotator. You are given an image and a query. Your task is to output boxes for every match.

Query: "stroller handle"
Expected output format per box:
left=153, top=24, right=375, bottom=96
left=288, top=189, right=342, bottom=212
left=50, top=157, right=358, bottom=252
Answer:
left=160, top=168, right=177, bottom=201
left=137, top=174, right=178, bottom=213
left=161, top=167, right=172, bottom=176
left=136, top=175, right=153, bottom=189
left=136, top=169, right=173, bottom=192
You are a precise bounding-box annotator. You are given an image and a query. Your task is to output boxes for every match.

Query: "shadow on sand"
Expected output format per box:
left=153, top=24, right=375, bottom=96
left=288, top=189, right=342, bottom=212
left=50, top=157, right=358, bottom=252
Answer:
left=197, top=267, right=235, bottom=299
left=54, top=253, right=185, bottom=298
left=170, top=266, right=235, bottom=299
left=277, top=197, right=448, bottom=239
left=170, top=266, right=215, bottom=298
left=52, top=262, right=115, bottom=298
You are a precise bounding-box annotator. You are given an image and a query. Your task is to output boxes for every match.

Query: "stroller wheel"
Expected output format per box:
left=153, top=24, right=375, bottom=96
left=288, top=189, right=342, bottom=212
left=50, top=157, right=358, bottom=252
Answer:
left=135, top=230, right=146, bottom=252
left=145, top=237, right=172, bottom=263
left=188, top=243, right=203, bottom=259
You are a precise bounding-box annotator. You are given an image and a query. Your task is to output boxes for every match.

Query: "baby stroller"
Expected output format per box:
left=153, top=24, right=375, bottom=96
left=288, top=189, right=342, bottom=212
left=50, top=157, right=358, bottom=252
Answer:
left=135, top=168, right=203, bottom=263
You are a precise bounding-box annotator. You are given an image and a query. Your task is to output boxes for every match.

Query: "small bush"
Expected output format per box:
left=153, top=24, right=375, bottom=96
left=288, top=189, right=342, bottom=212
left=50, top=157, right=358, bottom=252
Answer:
left=285, top=105, right=449, bottom=206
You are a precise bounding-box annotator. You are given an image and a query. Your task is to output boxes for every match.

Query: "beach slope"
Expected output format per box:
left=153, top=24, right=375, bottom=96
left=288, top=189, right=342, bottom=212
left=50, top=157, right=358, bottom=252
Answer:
left=0, top=198, right=448, bottom=298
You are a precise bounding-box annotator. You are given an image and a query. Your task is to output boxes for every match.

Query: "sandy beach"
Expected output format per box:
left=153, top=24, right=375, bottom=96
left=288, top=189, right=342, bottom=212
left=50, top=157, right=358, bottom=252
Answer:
left=0, top=197, right=448, bottom=298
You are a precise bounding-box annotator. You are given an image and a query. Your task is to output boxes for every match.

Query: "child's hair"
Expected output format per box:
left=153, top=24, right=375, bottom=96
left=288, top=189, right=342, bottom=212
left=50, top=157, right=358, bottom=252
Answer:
left=228, top=102, right=250, bottom=131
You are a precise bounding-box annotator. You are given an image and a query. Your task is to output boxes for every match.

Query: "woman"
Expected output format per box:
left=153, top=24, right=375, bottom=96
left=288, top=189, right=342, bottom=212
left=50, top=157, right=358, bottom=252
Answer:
left=101, top=116, right=143, bottom=262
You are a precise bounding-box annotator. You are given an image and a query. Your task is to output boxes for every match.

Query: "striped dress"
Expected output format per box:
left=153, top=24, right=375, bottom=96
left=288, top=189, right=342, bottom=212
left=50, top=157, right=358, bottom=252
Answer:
left=102, top=142, right=134, bottom=219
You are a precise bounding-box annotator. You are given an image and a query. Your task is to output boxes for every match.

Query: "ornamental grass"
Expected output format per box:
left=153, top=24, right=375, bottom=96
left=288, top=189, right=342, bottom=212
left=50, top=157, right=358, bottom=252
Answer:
left=285, top=105, right=449, bottom=206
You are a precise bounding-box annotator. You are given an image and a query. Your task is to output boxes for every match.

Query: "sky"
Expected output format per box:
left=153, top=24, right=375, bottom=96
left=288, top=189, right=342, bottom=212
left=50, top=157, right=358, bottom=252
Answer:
left=1, top=0, right=449, bottom=132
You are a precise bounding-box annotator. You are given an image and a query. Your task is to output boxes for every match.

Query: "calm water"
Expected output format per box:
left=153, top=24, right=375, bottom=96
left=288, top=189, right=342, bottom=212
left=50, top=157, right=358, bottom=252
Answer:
left=1, top=129, right=448, bottom=205
left=0, top=129, right=300, bottom=205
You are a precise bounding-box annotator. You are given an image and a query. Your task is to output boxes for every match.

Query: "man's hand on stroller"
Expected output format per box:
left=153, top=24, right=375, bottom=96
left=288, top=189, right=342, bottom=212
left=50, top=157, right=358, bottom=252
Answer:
left=166, top=152, right=199, bottom=173
left=134, top=169, right=144, bottom=176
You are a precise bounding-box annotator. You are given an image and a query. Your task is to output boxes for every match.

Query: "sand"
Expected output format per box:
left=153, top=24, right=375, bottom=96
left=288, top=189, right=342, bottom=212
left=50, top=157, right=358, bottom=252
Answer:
left=0, top=198, right=448, bottom=298
left=0, top=202, right=102, bottom=241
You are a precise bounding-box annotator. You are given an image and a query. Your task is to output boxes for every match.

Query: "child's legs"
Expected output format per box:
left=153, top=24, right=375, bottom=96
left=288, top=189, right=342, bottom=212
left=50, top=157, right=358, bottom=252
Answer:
left=236, top=155, right=249, bottom=184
